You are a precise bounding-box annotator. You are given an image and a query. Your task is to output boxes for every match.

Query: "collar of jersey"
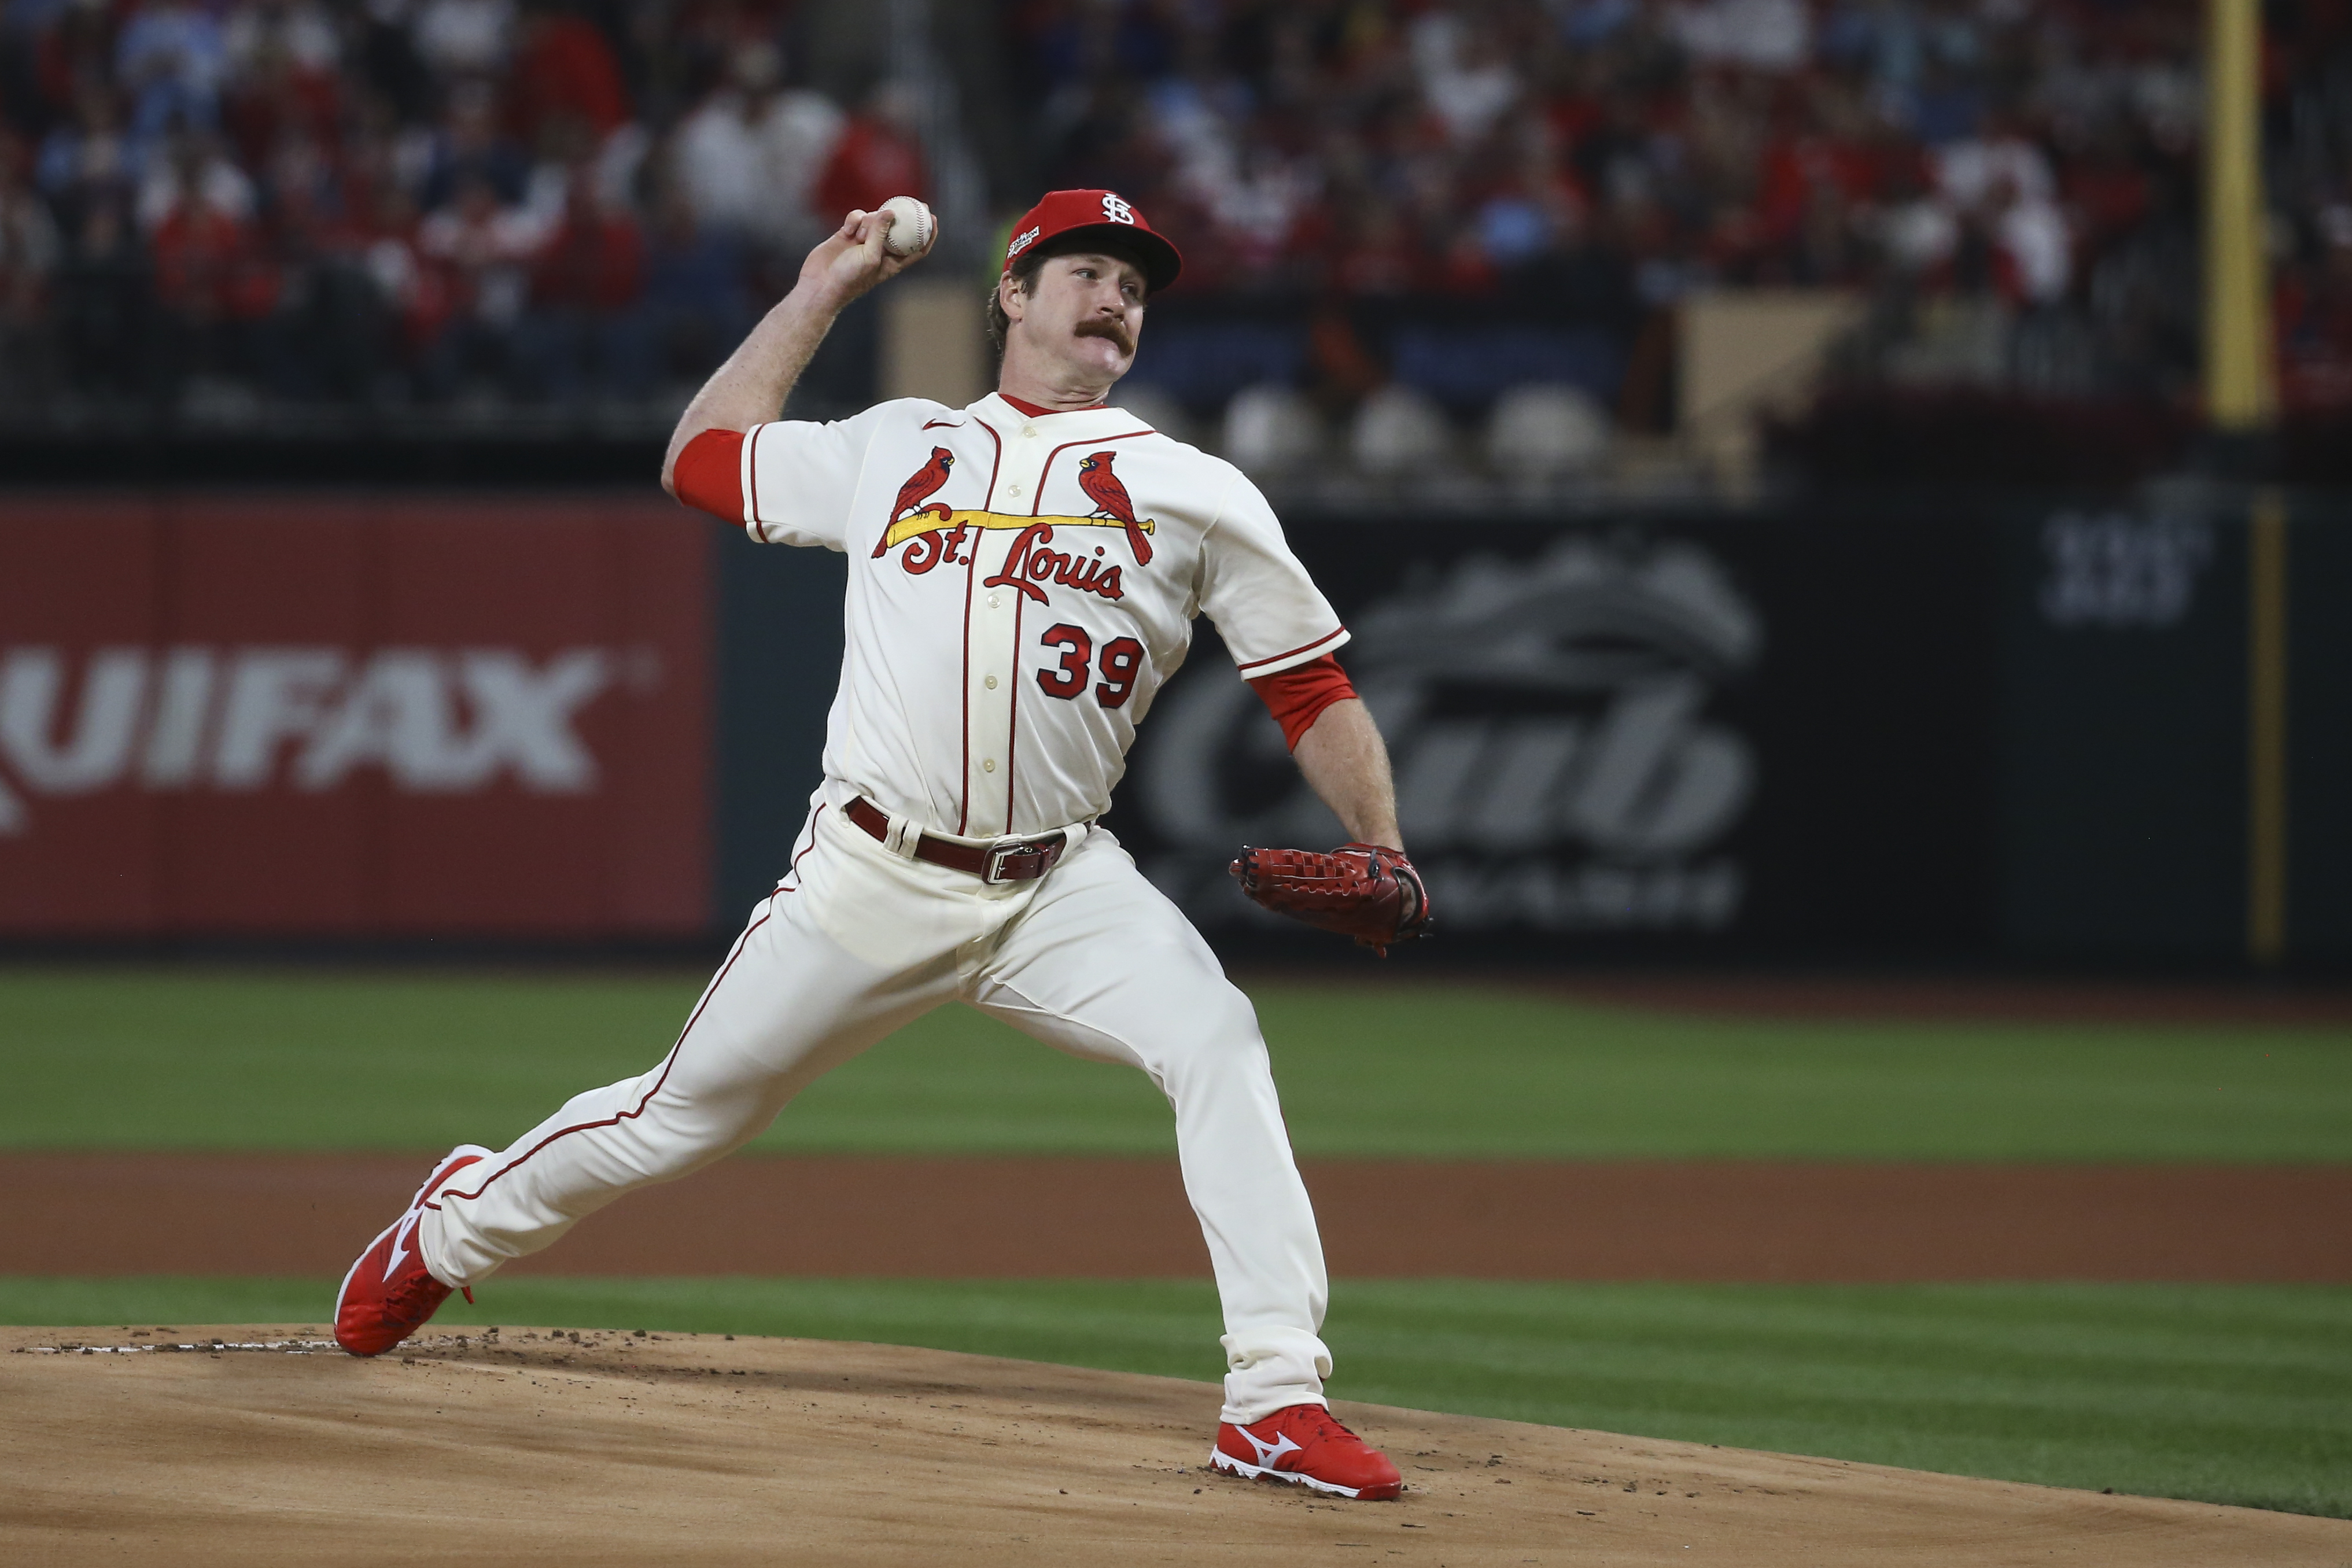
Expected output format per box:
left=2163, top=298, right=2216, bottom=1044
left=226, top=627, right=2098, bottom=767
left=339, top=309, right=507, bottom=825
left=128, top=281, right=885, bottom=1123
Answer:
left=968, top=392, right=1156, bottom=437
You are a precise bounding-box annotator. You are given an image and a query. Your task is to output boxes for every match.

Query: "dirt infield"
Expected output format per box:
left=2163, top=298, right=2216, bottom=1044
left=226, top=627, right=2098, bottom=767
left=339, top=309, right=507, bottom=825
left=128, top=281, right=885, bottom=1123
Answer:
left=10, top=1153, right=2349, bottom=1281
left=4, top=1325, right=2342, bottom=1567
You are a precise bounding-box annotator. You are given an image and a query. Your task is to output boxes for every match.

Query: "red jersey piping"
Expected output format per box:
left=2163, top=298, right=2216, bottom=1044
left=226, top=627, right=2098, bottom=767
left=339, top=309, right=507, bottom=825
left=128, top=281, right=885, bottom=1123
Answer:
left=435, top=906, right=773, bottom=1208
left=998, top=393, right=1107, bottom=418
left=1234, top=625, right=1348, bottom=676
left=960, top=416, right=1008, bottom=835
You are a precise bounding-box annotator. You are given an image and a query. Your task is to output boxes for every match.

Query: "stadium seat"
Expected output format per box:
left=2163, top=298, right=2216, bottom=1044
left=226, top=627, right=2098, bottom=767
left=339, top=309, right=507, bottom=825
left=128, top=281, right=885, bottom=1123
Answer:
left=1125, top=321, right=1308, bottom=413
left=1221, top=384, right=1325, bottom=476
left=1389, top=324, right=1625, bottom=413
left=1485, top=384, right=1612, bottom=478
left=1349, top=385, right=1453, bottom=477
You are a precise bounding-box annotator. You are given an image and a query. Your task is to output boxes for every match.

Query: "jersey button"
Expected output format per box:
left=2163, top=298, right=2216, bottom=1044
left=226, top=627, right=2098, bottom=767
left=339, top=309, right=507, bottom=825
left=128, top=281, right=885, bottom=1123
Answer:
left=987, top=594, right=1000, bottom=609
left=1022, top=425, right=1038, bottom=438
left=983, top=758, right=997, bottom=773
left=985, top=674, right=998, bottom=689
left=1008, top=482, right=1024, bottom=497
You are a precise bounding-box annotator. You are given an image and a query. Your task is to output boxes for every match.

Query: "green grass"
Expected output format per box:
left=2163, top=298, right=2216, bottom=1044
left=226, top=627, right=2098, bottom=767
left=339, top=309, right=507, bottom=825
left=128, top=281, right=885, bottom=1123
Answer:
left=2, top=967, right=2346, bottom=1160
left=6, top=1276, right=2346, bottom=1520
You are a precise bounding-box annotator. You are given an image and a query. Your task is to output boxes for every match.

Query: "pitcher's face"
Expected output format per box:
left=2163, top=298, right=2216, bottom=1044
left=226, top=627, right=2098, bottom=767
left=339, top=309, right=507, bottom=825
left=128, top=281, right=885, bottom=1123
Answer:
left=1003, top=252, right=1149, bottom=382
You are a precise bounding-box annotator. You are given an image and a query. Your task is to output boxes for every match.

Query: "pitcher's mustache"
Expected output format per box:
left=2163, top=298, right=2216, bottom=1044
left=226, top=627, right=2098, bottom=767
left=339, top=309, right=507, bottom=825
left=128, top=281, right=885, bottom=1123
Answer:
left=1076, top=318, right=1134, bottom=354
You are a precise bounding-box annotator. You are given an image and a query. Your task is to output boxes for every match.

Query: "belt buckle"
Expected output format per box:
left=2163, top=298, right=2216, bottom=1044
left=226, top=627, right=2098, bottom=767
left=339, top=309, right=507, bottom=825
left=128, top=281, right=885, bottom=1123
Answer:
left=983, top=837, right=1050, bottom=884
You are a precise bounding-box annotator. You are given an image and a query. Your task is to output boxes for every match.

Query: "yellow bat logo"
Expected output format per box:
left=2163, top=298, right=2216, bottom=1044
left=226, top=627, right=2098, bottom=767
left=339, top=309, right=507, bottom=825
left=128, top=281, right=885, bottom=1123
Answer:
left=877, top=508, right=1155, bottom=554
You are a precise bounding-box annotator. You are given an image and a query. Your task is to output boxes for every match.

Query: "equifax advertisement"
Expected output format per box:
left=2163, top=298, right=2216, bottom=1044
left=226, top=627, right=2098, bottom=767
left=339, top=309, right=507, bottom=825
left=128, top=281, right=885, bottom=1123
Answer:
left=0, top=496, right=709, bottom=937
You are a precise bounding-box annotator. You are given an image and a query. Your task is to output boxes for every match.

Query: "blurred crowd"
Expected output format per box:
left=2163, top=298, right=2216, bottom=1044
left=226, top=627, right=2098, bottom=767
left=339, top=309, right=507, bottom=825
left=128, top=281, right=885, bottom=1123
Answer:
left=2, top=0, right=2351, bottom=429
left=1021, top=0, right=2352, bottom=420
left=0, top=0, right=926, bottom=411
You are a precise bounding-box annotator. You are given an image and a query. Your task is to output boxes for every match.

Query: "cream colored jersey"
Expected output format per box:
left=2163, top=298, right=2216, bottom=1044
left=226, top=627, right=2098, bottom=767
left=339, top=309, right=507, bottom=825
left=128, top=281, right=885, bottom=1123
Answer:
left=730, top=392, right=1348, bottom=839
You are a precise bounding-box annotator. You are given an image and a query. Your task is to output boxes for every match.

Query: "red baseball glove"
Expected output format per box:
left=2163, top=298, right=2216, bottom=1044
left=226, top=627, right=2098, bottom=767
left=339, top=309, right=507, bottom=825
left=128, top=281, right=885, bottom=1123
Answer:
left=1229, top=843, right=1432, bottom=956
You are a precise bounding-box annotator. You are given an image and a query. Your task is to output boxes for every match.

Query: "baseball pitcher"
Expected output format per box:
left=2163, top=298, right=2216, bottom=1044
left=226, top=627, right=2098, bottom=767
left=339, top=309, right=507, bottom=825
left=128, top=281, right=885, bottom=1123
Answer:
left=334, top=189, right=1430, bottom=1501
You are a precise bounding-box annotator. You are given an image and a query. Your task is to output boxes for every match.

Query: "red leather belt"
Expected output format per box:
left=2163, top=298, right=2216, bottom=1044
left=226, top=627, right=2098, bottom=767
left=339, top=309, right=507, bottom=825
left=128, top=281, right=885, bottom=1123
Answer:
left=845, top=796, right=1069, bottom=884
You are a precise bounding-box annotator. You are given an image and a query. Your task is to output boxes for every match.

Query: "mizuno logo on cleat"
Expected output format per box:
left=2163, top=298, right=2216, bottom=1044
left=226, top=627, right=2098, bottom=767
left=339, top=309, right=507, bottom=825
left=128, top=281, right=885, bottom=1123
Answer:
left=384, top=1213, right=419, bottom=1282
left=1238, top=1429, right=1302, bottom=1469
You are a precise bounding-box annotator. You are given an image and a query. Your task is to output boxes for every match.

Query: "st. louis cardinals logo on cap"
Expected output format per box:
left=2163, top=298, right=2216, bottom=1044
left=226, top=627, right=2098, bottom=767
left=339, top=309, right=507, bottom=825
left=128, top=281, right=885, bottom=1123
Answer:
left=1000, top=190, right=1182, bottom=292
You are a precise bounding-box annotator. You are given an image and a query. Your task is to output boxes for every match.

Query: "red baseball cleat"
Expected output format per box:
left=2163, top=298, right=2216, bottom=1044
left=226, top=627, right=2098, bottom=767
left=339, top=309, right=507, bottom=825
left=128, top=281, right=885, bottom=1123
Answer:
left=334, top=1145, right=490, bottom=1356
left=1211, top=1404, right=1403, bottom=1500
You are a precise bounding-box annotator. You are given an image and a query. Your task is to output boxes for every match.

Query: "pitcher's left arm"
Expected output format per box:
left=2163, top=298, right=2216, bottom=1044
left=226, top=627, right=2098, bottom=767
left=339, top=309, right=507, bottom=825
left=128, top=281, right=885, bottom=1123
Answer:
left=1288, top=697, right=1404, bottom=853
left=1230, top=660, right=1426, bottom=953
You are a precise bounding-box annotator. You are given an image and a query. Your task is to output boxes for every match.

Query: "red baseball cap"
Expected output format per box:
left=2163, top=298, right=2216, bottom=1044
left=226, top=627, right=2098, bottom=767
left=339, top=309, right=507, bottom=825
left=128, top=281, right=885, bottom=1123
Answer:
left=1001, top=189, right=1183, bottom=293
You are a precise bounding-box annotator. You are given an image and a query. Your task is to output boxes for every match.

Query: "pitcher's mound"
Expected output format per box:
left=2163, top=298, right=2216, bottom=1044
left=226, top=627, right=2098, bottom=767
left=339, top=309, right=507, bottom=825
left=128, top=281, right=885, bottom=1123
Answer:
left=3, top=1326, right=2339, bottom=1566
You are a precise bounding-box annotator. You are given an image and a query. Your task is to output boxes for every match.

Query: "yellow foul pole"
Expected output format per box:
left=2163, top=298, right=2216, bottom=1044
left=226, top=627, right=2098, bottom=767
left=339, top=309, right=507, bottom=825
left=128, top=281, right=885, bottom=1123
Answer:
left=2204, top=0, right=2274, bottom=428
left=2206, top=1, right=2288, bottom=965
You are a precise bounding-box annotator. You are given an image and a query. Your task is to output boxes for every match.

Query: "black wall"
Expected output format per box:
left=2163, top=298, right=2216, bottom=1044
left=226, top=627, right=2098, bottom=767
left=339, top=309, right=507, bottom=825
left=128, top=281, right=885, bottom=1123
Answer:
left=713, top=532, right=848, bottom=924
left=708, top=504, right=2006, bottom=964
left=703, top=489, right=2348, bottom=971
left=1997, top=501, right=2248, bottom=960
left=2289, top=502, right=2352, bottom=964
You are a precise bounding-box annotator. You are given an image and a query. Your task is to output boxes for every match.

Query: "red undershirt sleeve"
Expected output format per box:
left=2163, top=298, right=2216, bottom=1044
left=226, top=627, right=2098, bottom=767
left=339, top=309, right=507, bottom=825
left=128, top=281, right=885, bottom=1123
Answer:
left=1247, top=653, right=1358, bottom=751
left=672, top=428, right=747, bottom=524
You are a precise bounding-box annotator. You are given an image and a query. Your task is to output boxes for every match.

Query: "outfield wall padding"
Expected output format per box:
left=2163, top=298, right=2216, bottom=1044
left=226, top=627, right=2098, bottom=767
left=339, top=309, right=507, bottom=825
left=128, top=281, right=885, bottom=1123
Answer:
left=2, top=486, right=2343, bottom=966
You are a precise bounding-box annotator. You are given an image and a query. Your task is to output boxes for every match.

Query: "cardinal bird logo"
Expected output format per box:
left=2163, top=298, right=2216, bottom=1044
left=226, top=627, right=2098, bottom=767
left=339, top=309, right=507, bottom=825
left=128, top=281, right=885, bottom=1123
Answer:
left=875, top=447, right=955, bottom=556
left=1077, top=451, right=1152, bottom=566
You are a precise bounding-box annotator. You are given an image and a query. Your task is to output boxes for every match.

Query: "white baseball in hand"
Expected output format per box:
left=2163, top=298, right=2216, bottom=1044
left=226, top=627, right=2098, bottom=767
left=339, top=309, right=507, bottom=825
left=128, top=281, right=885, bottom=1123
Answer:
left=877, top=195, right=935, bottom=257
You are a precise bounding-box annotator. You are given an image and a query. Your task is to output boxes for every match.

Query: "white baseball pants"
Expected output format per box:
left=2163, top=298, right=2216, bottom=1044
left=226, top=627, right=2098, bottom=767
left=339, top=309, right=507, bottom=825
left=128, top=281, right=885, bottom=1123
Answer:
left=420, top=796, right=1334, bottom=1424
